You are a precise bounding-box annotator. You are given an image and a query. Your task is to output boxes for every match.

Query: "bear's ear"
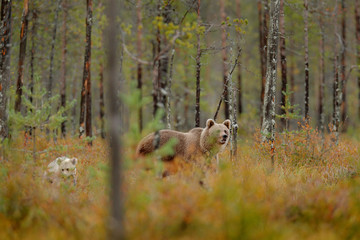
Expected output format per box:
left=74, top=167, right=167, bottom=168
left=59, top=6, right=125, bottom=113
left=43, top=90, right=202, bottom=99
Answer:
left=206, top=119, right=215, bottom=129
left=223, top=119, right=231, bottom=129
left=71, top=158, right=78, bottom=165
left=56, top=157, right=63, bottom=165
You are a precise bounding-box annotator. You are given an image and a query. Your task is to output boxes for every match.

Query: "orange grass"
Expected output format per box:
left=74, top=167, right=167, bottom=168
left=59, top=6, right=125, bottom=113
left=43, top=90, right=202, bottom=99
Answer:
left=1, top=129, right=360, bottom=239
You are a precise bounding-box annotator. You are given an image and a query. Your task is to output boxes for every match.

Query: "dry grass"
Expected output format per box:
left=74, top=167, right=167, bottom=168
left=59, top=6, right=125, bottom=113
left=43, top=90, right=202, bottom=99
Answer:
left=1, top=128, right=360, bottom=239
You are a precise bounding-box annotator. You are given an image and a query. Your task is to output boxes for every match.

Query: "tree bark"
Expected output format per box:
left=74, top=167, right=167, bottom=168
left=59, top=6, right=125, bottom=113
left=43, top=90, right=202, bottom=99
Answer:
left=219, top=0, right=229, bottom=119
left=0, top=0, right=12, bottom=139
left=279, top=0, right=287, bottom=130
left=304, top=0, right=309, bottom=122
left=99, top=64, right=105, bottom=139
left=30, top=9, right=37, bottom=106
left=79, top=0, right=93, bottom=145
left=136, top=0, right=143, bottom=132
left=60, top=0, right=67, bottom=137
left=195, top=0, right=201, bottom=127
left=236, top=0, right=242, bottom=116
left=167, top=49, right=174, bottom=129
left=318, top=9, right=325, bottom=134
left=261, top=0, right=280, bottom=162
left=15, top=0, right=29, bottom=113
left=356, top=0, right=360, bottom=120
left=106, top=0, right=124, bottom=238
left=333, top=2, right=341, bottom=145
left=48, top=0, right=62, bottom=99
left=340, top=0, right=347, bottom=131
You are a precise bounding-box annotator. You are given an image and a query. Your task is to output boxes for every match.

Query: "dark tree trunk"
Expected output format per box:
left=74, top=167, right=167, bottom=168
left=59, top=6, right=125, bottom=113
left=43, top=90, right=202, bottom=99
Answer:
left=195, top=0, right=201, bottom=127
left=356, top=0, right=360, bottom=120
left=136, top=0, right=143, bottom=132
left=106, top=0, right=124, bottom=238
left=79, top=0, right=93, bottom=145
left=48, top=0, right=62, bottom=99
left=318, top=10, right=325, bottom=134
left=340, top=0, right=347, bottom=131
left=99, top=64, right=105, bottom=139
left=261, top=0, right=280, bottom=164
left=304, top=0, right=309, bottom=122
left=236, top=0, right=242, bottom=116
left=60, top=0, right=67, bottom=137
left=15, top=0, right=29, bottom=113
left=219, top=0, right=229, bottom=119
left=333, top=3, right=340, bottom=145
left=30, top=9, right=37, bottom=106
left=279, top=0, right=287, bottom=130
left=0, top=0, right=12, bottom=139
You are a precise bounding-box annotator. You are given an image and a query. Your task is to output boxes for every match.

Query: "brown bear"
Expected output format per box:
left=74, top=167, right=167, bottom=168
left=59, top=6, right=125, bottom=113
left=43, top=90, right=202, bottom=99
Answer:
left=136, top=119, right=231, bottom=166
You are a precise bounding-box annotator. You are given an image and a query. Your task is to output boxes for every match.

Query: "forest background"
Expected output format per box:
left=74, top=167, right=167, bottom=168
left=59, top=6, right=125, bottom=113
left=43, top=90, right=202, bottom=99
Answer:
left=1, top=0, right=360, bottom=239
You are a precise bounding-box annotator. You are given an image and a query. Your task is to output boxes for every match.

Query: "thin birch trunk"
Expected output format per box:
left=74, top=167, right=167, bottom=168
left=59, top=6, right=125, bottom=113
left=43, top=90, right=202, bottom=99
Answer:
left=15, top=0, right=29, bottom=113
left=48, top=0, right=62, bottom=99
left=136, top=0, right=143, bottom=132
left=356, top=0, right=360, bottom=120
left=30, top=9, right=37, bottom=106
left=99, top=64, right=105, bottom=139
left=0, top=0, right=12, bottom=140
left=236, top=0, right=242, bottom=116
left=167, top=49, right=174, bottom=129
left=60, top=0, right=67, bottom=137
left=195, top=0, right=201, bottom=127
left=106, top=0, right=124, bottom=237
left=219, top=0, right=229, bottom=119
left=340, top=0, right=347, bottom=131
left=333, top=2, right=341, bottom=145
left=319, top=10, right=325, bottom=135
left=279, top=0, right=287, bottom=131
left=261, top=0, right=280, bottom=165
left=304, top=0, right=309, bottom=122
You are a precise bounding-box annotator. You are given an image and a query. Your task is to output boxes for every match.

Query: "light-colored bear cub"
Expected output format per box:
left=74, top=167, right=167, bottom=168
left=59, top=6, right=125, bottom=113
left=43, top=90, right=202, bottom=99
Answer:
left=44, top=157, right=78, bottom=185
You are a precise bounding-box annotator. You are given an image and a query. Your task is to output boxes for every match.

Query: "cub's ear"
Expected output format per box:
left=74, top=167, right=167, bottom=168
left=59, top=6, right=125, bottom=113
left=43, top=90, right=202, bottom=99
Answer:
left=223, top=119, right=231, bottom=129
left=71, top=158, right=78, bottom=165
left=206, top=119, right=215, bottom=129
left=56, top=157, right=63, bottom=165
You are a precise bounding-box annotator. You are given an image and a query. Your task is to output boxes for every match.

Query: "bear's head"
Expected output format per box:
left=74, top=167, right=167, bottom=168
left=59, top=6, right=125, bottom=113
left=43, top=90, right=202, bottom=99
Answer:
left=57, top=157, right=78, bottom=177
left=200, top=119, right=231, bottom=155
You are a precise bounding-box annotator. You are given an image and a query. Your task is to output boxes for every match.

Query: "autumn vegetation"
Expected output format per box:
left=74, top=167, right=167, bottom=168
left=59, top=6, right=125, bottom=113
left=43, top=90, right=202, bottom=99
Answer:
left=1, top=0, right=360, bottom=239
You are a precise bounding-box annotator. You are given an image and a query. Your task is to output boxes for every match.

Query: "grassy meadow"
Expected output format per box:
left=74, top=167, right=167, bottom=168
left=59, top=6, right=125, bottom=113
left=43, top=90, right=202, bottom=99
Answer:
left=1, top=125, right=360, bottom=240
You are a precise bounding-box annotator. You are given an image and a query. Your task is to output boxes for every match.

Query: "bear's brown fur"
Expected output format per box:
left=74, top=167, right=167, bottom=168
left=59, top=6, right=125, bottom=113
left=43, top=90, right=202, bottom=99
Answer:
left=136, top=119, right=231, bottom=163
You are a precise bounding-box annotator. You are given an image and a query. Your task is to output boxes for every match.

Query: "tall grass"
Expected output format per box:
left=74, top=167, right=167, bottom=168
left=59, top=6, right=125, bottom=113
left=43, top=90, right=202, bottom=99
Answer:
left=1, top=126, right=360, bottom=239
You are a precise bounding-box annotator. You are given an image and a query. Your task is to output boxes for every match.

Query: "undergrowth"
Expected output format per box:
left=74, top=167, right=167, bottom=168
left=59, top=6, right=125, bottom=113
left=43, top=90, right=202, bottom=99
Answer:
left=1, top=126, right=360, bottom=239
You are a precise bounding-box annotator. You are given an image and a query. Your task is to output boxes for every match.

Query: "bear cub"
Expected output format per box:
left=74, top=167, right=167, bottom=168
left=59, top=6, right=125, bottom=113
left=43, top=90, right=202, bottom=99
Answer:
left=44, top=157, right=78, bottom=186
left=136, top=119, right=231, bottom=164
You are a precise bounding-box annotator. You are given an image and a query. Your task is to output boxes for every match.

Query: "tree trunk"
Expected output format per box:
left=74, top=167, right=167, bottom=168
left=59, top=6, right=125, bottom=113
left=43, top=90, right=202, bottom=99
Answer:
left=0, top=0, right=12, bottom=139
left=261, top=0, right=280, bottom=164
left=340, top=0, right=347, bottom=131
left=30, top=9, right=37, bottom=106
left=219, top=0, right=229, bottom=119
left=167, top=49, right=174, bottom=129
left=79, top=0, right=93, bottom=145
left=136, top=0, right=143, bottom=132
left=318, top=10, right=325, bottom=134
left=195, top=0, right=201, bottom=127
left=60, top=0, right=67, bottom=137
left=99, top=64, right=105, bottom=139
left=279, top=0, right=287, bottom=130
left=106, top=0, right=124, bottom=238
left=304, top=0, right=309, bottom=122
left=236, top=0, right=242, bottom=116
left=14, top=0, right=29, bottom=113
left=356, top=0, right=360, bottom=120
left=48, top=0, right=62, bottom=99
left=333, top=2, right=341, bottom=145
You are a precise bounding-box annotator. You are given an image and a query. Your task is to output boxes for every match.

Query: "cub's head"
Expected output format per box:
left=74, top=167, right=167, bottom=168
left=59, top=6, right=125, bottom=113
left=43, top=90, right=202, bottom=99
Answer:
left=200, top=119, right=231, bottom=154
left=57, top=157, right=78, bottom=177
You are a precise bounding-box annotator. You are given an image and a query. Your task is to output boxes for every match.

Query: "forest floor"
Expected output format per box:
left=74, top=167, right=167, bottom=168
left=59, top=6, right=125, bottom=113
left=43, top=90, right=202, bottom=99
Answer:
left=1, top=127, right=360, bottom=240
